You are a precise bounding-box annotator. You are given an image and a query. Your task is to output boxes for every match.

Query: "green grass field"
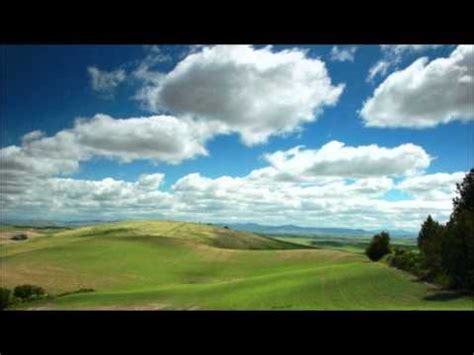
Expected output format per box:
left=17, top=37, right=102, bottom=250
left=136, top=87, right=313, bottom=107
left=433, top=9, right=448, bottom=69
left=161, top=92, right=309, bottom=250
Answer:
left=272, top=235, right=418, bottom=254
left=1, top=220, right=472, bottom=310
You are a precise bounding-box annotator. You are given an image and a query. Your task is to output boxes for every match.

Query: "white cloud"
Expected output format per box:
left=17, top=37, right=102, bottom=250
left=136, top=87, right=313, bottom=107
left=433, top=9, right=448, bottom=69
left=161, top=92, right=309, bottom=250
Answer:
left=262, top=140, right=431, bottom=179
left=0, top=114, right=222, bottom=198
left=361, top=45, right=474, bottom=128
left=367, top=44, right=443, bottom=82
left=6, top=114, right=215, bottom=168
left=167, top=166, right=456, bottom=229
left=330, top=46, right=357, bottom=62
left=137, top=173, right=165, bottom=191
left=131, top=46, right=172, bottom=84
left=3, top=172, right=453, bottom=230
left=367, top=61, right=391, bottom=82
left=72, top=114, right=218, bottom=163
left=396, top=172, right=465, bottom=200
left=135, top=45, right=344, bottom=145
left=87, top=67, right=126, bottom=98
left=380, top=45, right=442, bottom=56
left=2, top=139, right=466, bottom=230
left=3, top=175, right=175, bottom=219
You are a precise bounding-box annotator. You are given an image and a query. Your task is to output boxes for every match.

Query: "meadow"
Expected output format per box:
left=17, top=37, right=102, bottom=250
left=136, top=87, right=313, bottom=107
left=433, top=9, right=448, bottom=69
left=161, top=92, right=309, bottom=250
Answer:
left=272, top=234, right=418, bottom=254
left=1, top=220, right=472, bottom=310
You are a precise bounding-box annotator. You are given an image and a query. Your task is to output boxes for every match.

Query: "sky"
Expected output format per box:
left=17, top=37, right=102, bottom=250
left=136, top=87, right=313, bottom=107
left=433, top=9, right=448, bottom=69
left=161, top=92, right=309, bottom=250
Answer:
left=1, top=44, right=473, bottom=231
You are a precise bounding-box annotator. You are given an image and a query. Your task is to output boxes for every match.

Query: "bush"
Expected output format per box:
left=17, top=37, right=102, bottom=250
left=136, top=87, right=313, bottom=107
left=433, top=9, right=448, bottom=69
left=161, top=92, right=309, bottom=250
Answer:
left=0, top=287, right=11, bottom=310
left=13, top=284, right=45, bottom=301
left=366, top=231, right=391, bottom=261
left=388, top=248, right=424, bottom=275
left=11, top=233, right=28, bottom=241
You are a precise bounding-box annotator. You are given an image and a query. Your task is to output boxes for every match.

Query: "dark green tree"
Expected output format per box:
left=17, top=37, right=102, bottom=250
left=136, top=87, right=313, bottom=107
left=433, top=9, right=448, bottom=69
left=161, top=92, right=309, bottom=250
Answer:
left=366, top=231, right=391, bottom=261
left=442, top=169, right=474, bottom=291
left=451, top=169, right=474, bottom=220
left=418, top=215, right=445, bottom=276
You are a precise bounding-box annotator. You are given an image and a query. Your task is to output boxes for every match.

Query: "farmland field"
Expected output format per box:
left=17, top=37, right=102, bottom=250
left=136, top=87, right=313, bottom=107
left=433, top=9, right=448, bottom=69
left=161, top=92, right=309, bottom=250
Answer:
left=1, top=220, right=472, bottom=310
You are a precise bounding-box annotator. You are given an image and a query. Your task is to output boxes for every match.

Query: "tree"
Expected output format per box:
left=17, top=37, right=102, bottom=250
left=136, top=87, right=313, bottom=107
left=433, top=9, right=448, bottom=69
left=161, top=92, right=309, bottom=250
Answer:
left=442, top=209, right=474, bottom=290
left=442, top=169, right=474, bottom=291
left=451, top=169, right=474, bottom=222
left=366, top=231, right=391, bottom=261
left=418, top=215, right=445, bottom=276
left=0, top=288, right=11, bottom=310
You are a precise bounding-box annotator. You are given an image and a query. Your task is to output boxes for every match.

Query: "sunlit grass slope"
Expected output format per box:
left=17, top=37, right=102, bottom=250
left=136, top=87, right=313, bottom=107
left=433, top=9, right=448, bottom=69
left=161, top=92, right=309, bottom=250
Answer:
left=1, top=220, right=472, bottom=310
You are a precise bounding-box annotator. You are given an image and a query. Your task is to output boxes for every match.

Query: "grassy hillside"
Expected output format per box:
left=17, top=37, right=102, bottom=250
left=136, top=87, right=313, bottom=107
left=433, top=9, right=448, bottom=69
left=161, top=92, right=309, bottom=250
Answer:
left=1, top=220, right=472, bottom=310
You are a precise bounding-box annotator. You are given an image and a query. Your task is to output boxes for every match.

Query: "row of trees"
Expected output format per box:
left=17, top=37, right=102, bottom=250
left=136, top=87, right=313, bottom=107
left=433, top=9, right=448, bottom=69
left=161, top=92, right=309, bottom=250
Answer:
left=365, top=169, right=473, bottom=292
left=418, top=169, right=473, bottom=290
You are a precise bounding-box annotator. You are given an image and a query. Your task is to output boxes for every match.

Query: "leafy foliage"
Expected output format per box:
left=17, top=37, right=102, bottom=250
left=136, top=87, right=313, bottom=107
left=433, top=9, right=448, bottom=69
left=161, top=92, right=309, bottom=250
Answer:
left=365, top=231, right=391, bottom=261
left=451, top=169, right=474, bottom=221
left=442, top=210, right=474, bottom=290
left=410, top=170, right=474, bottom=291
left=387, top=247, right=424, bottom=275
left=418, top=215, right=446, bottom=277
left=442, top=169, right=474, bottom=291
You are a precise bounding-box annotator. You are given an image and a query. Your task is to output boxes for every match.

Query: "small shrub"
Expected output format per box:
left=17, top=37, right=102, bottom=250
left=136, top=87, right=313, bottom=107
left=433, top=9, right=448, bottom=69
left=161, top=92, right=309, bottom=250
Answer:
left=13, top=284, right=45, bottom=301
left=11, top=233, right=28, bottom=241
left=0, top=288, right=11, bottom=310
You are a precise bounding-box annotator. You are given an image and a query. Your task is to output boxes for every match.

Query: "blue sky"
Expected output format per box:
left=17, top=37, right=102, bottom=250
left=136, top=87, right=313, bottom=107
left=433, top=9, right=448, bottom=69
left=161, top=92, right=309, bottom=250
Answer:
left=1, top=44, right=472, bottom=229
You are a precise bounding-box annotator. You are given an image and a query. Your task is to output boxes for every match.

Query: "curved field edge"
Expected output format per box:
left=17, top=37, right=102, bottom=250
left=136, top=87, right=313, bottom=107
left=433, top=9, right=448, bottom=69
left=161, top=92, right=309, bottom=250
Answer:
left=1, top=220, right=473, bottom=310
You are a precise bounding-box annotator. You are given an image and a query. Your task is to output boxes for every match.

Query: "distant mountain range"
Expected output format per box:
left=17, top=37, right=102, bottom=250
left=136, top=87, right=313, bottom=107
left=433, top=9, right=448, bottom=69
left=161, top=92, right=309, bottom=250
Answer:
left=216, top=223, right=417, bottom=238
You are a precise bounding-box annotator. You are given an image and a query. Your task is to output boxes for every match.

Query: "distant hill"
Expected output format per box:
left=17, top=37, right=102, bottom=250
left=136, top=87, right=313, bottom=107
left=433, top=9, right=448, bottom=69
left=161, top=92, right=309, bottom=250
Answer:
left=2, top=218, right=416, bottom=238
left=217, top=223, right=416, bottom=238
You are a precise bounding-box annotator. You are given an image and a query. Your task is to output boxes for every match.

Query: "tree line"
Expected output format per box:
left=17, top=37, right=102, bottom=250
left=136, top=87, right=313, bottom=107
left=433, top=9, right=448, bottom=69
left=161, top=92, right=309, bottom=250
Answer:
left=365, top=169, right=473, bottom=292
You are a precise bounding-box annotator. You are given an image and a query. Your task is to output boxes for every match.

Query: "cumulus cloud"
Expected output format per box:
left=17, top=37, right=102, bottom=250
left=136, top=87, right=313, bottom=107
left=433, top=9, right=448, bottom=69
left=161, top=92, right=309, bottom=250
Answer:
left=72, top=114, right=218, bottom=163
left=3, top=114, right=215, bottom=170
left=2, top=138, right=466, bottom=229
left=330, top=46, right=357, bottom=62
left=3, top=170, right=457, bottom=229
left=361, top=45, right=474, bottom=128
left=168, top=167, right=456, bottom=229
left=0, top=114, right=222, bottom=199
left=367, top=44, right=443, bottom=82
left=262, top=140, right=431, bottom=179
left=3, top=175, right=175, bottom=219
left=396, top=172, right=465, bottom=200
left=87, top=66, right=126, bottom=98
left=137, top=173, right=165, bottom=191
left=135, top=45, right=344, bottom=145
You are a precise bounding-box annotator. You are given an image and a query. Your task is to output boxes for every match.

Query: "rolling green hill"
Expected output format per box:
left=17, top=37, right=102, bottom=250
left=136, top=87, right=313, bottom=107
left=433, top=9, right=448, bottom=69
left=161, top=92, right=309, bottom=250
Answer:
left=1, top=220, right=472, bottom=310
